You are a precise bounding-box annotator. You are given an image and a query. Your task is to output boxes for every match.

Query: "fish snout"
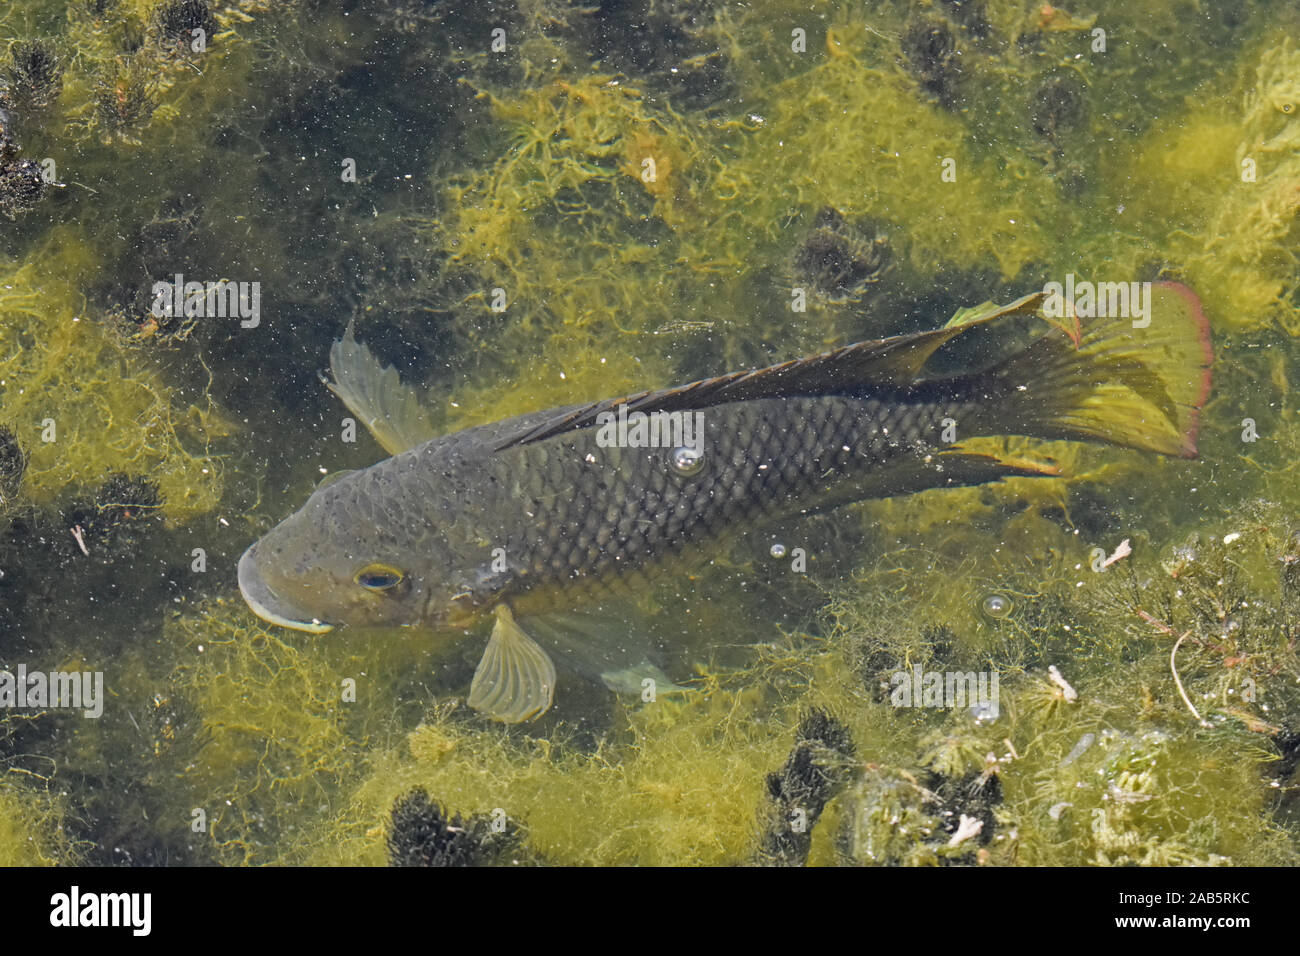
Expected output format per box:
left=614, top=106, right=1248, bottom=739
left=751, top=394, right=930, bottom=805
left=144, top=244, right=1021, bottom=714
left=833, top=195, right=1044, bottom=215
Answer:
left=237, top=542, right=335, bottom=634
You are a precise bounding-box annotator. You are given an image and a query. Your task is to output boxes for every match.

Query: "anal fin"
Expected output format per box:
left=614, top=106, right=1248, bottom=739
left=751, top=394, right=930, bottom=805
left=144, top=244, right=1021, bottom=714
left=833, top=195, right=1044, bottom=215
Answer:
left=524, top=604, right=691, bottom=695
left=600, top=661, right=691, bottom=697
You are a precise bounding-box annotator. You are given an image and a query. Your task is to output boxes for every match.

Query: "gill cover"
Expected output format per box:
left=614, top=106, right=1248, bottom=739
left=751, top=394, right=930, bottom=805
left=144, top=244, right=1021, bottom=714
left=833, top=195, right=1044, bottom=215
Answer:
left=325, top=327, right=562, bottom=723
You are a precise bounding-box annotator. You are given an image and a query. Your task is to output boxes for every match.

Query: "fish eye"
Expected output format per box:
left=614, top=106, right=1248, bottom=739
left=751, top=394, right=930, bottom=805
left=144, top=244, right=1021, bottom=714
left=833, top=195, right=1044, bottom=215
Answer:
left=355, top=565, right=404, bottom=592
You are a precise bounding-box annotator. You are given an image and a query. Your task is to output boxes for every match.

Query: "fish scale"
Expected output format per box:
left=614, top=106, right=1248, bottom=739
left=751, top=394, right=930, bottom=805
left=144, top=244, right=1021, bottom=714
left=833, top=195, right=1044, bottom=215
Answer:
left=446, top=391, right=965, bottom=615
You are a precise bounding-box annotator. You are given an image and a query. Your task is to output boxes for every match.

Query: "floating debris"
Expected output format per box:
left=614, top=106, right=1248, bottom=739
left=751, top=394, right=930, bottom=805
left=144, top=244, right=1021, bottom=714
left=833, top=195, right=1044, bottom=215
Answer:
left=652, top=319, right=715, bottom=335
left=1048, top=801, right=1072, bottom=820
left=1098, top=538, right=1132, bottom=569
left=1047, top=664, right=1079, bottom=702
left=946, top=813, right=983, bottom=847
left=1059, top=732, right=1096, bottom=768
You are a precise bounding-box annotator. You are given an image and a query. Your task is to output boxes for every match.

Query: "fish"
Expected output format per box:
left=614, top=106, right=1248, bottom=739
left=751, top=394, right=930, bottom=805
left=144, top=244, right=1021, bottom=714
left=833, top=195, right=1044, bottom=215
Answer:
left=237, top=283, right=1212, bottom=722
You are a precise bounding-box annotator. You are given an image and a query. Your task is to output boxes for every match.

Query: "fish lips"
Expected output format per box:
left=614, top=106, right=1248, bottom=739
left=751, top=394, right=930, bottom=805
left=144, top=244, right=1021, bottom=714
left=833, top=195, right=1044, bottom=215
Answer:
left=237, top=543, right=335, bottom=634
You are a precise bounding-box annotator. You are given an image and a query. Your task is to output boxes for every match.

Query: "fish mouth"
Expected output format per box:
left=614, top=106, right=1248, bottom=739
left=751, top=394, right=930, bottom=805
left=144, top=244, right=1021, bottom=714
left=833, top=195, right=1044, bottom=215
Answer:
left=237, top=544, right=335, bottom=634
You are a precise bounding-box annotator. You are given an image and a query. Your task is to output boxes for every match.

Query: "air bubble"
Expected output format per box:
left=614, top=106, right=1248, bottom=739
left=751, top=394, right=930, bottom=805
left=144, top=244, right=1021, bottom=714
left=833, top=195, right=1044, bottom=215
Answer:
left=981, top=593, right=1013, bottom=619
left=669, top=446, right=704, bottom=477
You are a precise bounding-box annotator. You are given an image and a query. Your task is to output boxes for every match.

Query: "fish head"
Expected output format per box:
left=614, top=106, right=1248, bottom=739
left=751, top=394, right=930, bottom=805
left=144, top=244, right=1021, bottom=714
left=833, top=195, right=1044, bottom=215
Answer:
left=237, top=466, right=466, bottom=633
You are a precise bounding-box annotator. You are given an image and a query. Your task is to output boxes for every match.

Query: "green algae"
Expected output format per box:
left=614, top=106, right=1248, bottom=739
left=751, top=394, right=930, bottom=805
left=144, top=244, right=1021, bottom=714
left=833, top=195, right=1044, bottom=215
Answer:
left=227, top=0, right=1300, bottom=866
left=0, top=777, right=78, bottom=865
left=426, top=14, right=1069, bottom=430
left=0, top=231, right=229, bottom=521
left=148, top=504, right=1300, bottom=867
left=0, top=0, right=351, bottom=527
left=1108, top=33, right=1300, bottom=336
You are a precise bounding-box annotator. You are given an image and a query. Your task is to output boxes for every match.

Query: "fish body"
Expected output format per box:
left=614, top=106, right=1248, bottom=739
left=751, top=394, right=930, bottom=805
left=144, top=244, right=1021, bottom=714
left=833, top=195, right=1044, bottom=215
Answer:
left=238, top=284, right=1212, bottom=721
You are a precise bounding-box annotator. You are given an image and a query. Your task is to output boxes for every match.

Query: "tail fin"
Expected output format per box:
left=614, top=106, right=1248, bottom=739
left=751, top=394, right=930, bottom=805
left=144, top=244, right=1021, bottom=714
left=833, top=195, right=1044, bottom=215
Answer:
left=982, top=282, right=1212, bottom=457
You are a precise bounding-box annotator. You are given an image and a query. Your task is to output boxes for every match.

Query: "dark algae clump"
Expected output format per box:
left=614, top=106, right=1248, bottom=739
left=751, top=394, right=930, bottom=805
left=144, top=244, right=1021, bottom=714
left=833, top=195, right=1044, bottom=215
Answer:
left=901, top=16, right=963, bottom=109
left=92, top=56, right=158, bottom=142
left=1029, top=71, right=1088, bottom=143
left=0, top=427, right=25, bottom=504
left=153, top=0, right=218, bottom=44
left=387, top=788, right=531, bottom=867
left=3, top=40, right=62, bottom=113
left=388, top=789, right=483, bottom=867
left=0, top=78, right=51, bottom=219
left=0, top=0, right=1298, bottom=873
left=759, top=710, right=857, bottom=866
left=792, top=207, right=892, bottom=306
left=0, top=157, right=45, bottom=219
left=62, top=472, right=164, bottom=553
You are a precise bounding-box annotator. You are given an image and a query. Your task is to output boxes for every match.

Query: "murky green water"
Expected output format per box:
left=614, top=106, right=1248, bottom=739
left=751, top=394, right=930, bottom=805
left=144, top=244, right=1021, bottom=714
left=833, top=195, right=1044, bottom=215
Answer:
left=1, top=0, right=1299, bottom=866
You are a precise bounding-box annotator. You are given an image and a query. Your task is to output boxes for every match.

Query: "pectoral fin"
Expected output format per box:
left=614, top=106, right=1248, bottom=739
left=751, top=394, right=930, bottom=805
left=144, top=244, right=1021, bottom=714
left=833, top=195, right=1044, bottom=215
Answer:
left=468, top=604, right=557, bottom=723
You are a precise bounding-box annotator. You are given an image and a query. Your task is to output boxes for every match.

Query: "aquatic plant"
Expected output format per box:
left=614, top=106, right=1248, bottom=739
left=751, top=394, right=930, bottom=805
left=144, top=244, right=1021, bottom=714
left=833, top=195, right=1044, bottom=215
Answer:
left=61, top=472, right=164, bottom=554
left=387, top=787, right=531, bottom=866
left=0, top=156, right=45, bottom=218
left=3, top=39, right=62, bottom=112
left=0, top=426, right=26, bottom=504
left=1110, top=34, right=1300, bottom=335
left=151, top=0, right=218, bottom=50
left=791, top=207, right=892, bottom=306
left=91, top=55, right=157, bottom=144
left=758, top=709, right=857, bottom=865
left=0, top=778, right=78, bottom=866
left=900, top=15, right=963, bottom=108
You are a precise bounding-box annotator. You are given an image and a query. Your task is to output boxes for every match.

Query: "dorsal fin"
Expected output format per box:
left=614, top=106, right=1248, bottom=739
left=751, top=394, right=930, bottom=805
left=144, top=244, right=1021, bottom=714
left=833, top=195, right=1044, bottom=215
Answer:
left=323, top=322, right=439, bottom=456
left=494, top=292, right=1045, bottom=450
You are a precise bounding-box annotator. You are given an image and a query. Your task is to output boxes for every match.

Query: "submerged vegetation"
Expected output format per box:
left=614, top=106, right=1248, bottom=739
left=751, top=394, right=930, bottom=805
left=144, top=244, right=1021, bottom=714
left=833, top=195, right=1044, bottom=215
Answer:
left=0, top=0, right=1299, bottom=865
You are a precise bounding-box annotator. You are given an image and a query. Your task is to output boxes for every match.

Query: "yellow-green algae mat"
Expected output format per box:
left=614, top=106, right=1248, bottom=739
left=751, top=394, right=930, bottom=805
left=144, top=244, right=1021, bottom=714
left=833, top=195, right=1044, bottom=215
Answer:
left=1, top=0, right=1300, bottom=865
left=53, top=499, right=1298, bottom=867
